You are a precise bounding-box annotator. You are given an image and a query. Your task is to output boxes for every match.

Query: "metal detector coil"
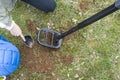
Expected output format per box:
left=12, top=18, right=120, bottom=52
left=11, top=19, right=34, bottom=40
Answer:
left=37, top=28, right=62, bottom=48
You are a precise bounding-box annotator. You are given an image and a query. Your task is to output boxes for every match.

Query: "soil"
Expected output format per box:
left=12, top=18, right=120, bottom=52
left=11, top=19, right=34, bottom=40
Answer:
left=19, top=19, right=74, bottom=76
left=26, top=19, right=38, bottom=34
left=60, top=55, right=74, bottom=65
left=79, top=1, right=89, bottom=10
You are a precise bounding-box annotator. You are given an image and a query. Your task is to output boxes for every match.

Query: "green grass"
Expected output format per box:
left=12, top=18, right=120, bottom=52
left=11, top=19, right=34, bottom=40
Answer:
left=1, top=0, right=120, bottom=80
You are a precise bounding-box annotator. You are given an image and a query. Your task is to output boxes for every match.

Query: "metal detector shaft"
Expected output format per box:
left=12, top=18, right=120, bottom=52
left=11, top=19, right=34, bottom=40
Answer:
left=57, top=3, right=119, bottom=40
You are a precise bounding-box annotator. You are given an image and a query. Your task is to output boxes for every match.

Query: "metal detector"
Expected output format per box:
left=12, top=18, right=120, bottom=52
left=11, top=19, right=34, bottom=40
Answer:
left=37, top=0, right=120, bottom=48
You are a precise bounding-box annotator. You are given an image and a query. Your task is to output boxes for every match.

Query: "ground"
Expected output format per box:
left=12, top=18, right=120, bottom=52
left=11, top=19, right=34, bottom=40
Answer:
left=19, top=19, right=74, bottom=79
left=1, top=0, right=120, bottom=80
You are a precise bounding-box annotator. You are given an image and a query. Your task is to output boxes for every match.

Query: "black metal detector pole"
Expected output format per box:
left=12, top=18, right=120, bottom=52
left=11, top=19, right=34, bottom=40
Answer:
left=57, top=3, right=119, bottom=40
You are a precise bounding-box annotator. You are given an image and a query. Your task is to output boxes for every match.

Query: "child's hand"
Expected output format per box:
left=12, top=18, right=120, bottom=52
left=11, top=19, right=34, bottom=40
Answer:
left=10, top=22, right=26, bottom=41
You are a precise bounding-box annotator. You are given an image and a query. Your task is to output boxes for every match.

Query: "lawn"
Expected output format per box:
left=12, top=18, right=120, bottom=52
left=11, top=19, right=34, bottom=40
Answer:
left=1, top=0, right=120, bottom=80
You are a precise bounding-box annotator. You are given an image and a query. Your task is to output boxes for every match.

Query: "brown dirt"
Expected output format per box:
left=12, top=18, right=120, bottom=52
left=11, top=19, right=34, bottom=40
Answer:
left=20, top=40, right=56, bottom=75
left=26, top=19, right=38, bottom=34
left=60, top=55, right=74, bottom=65
left=79, top=1, right=89, bottom=10
left=19, top=20, right=74, bottom=76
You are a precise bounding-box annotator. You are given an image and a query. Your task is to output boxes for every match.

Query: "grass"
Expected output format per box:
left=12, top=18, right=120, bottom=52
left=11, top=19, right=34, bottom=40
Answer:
left=1, top=0, right=120, bottom=80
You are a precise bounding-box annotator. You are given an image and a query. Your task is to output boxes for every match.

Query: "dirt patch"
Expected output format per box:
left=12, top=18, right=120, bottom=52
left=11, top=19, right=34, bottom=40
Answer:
left=20, top=37, right=74, bottom=74
left=60, top=55, right=74, bottom=65
left=19, top=19, right=74, bottom=78
left=20, top=40, right=56, bottom=74
left=79, top=1, right=89, bottom=10
left=26, top=19, right=38, bottom=34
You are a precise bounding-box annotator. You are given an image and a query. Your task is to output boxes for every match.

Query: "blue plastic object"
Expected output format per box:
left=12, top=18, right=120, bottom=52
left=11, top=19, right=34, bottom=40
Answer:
left=0, top=35, right=20, bottom=76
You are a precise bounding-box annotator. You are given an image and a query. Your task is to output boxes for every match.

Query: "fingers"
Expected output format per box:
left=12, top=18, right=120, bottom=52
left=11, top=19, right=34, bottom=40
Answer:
left=3, top=76, right=6, bottom=80
left=9, top=22, right=26, bottom=41
left=20, top=34, right=26, bottom=42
